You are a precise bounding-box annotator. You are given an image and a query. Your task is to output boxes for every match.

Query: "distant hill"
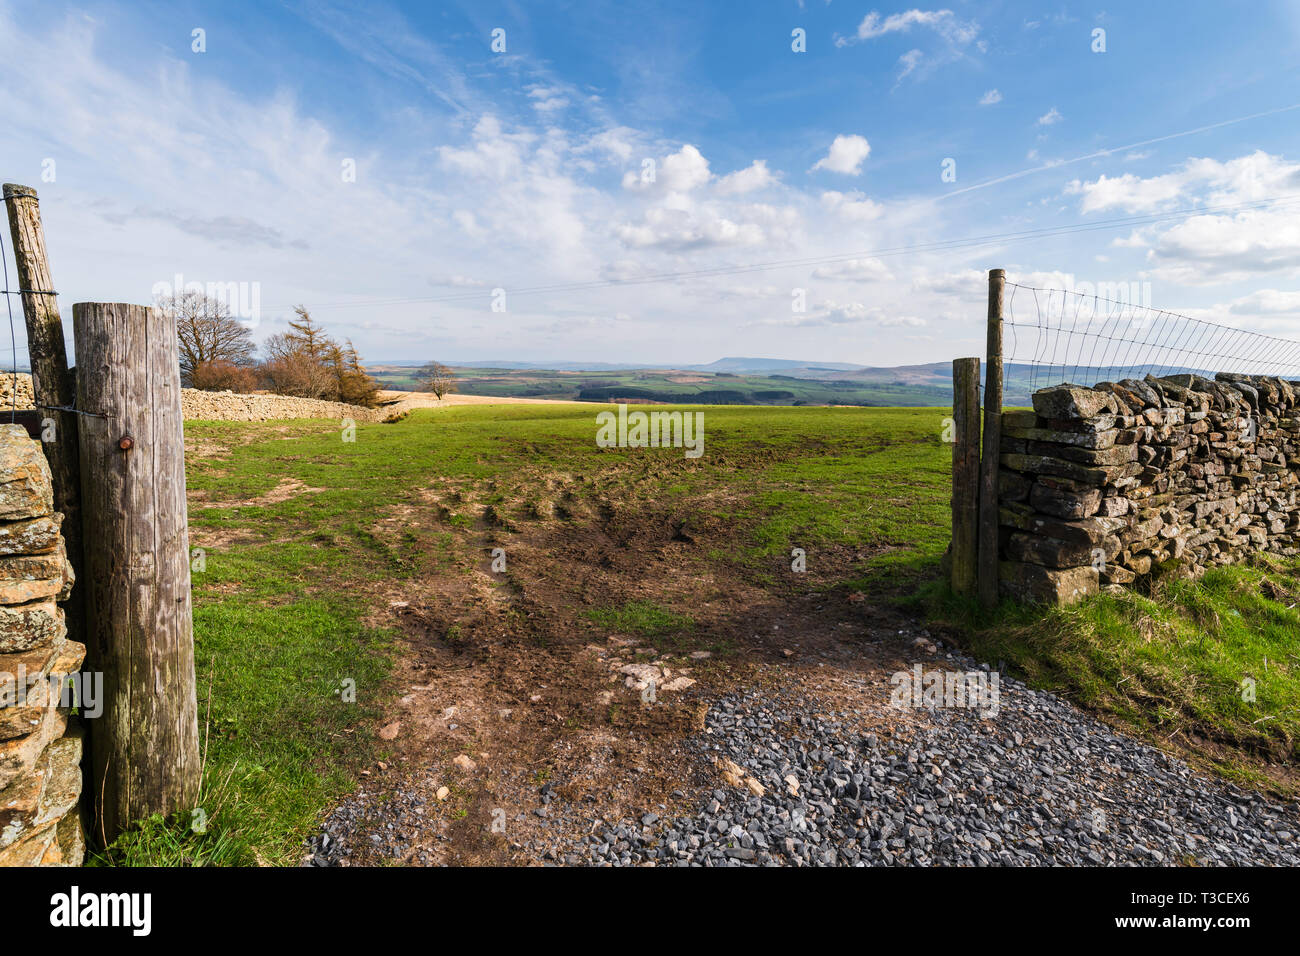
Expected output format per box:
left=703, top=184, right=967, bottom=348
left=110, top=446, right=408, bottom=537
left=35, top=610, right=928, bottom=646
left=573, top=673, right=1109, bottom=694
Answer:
left=369, top=359, right=661, bottom=371
left=689, top=357, right=869, bottom=373
left=365, top=356, right=1244, bottom=407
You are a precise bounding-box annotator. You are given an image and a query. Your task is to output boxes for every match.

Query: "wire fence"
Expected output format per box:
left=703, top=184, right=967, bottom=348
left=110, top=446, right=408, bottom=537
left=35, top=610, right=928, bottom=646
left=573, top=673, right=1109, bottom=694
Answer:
left=0, top=194, right=28, bottom=421
left=1003, top=280, right=1300, bottom=398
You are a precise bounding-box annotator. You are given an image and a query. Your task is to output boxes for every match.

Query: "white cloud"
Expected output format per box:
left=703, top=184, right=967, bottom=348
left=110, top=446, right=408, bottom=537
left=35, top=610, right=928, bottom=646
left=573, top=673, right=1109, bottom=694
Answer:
left=577, top=127, right=640, bottom=163
left=0, top=3, right=1010, bottom=367
left=526, top=85, right=569, bottom=113
left=812, top=258, right=893, bottom=281
left=716, top=159, right=778, bottom=195
left=1144, top=209, right=1300, bottom=284
left=439, top=115, right=530, bottom=179
left=1037, top=107, right=1063, bottom=126
left=1226, top=289, right=1300, bottom=316
left=1068, top=151, right=1300, bottom=214
left=1067, top=171, right=1184, bottom=214
left=430, top=274, right=487, bottom=288
left=811, top=134, right=872, bottom=175
left=817, top=301, right=924, bottom=328
left=896, top=49, right=924, bottom=84
left=979, top=89, right=1002, bottom=106
left=614, top=206, right=765, bottom=251
left=819, top=190, right=884, bottom=221
left=623, top=143, right=712, bottom=192
left=1176, top=289, right=1300, bottom=337
left=839, top=8, right=979, bottom=46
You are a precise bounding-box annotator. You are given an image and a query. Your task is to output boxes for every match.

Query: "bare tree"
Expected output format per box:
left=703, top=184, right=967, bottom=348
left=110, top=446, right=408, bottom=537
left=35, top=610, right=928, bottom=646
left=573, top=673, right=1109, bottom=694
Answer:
left=260, top=334, right=334, bottom=400
left=256, top=310, right=380, bottom=407
left=415, top=362, right=458, bottom=400
left=190, top=359, right=257, bottom=393
left=156, top=290, right=256, bottom=387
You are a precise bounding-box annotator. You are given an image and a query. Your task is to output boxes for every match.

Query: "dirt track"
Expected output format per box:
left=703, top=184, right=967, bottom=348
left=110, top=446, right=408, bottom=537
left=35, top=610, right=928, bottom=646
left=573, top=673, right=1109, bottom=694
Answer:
left=303, top=462, right=1300, bottom=866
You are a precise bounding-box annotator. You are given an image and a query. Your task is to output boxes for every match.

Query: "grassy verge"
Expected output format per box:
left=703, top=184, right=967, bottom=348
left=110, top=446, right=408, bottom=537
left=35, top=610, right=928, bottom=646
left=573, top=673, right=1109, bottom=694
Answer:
left=923, top=558, right=1300, bottom=792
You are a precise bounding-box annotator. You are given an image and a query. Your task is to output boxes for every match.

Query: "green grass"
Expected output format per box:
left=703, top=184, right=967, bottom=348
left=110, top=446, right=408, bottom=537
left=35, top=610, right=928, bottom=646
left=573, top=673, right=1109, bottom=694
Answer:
left=97, top=404, right=952, bottom=864
left=584, top=600, right=694, bottom=638
left=99, top=398, right=1300, bottom=861
left=925, top=558, right=1300, bottom=790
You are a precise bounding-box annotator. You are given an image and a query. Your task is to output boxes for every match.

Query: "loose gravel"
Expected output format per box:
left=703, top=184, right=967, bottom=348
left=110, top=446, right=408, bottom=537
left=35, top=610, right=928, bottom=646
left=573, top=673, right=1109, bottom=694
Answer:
left=567, top=666, right=1300, bottom=867
left=306, top=653, right=1300, bottom=867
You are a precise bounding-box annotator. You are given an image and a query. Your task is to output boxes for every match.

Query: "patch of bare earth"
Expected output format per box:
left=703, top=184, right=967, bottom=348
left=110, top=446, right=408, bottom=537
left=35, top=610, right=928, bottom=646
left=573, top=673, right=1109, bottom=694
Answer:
left=322, top=465, right=945, bottom=866
left=205, top=477, right=325, bottom=509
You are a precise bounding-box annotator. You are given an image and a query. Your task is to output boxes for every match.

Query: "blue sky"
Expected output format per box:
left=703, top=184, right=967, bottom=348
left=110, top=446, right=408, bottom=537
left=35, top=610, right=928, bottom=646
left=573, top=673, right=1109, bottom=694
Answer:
left=2, top=0, right=1299, bottom=366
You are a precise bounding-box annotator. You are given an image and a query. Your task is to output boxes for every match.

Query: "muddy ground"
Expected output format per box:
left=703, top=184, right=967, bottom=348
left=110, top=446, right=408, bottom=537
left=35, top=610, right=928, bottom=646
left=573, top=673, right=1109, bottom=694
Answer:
left=318, top=468, right=956, bottom=866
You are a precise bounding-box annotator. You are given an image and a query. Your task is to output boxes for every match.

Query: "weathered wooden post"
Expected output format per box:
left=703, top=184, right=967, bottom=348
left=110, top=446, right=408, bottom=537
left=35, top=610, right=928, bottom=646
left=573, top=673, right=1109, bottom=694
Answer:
left=977, top=269, right=1005, bottom=609
left=951, top=357, right=981, bottom=597
left=2, top=184, right=84, bottom=643
left=73, top=302, right=200, bottom=843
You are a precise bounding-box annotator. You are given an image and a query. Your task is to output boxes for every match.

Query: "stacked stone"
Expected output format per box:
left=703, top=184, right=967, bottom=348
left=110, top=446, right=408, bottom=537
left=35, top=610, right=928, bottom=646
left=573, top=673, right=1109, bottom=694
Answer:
left=0, top=373, right=34, bottom=410
left=180, top=388, right=382, bottom=422
left=0, top=424, right=84, bottom=865
left=998, top=373, right=1300, bottom=605
left=1, top=372, right=383, bottom=422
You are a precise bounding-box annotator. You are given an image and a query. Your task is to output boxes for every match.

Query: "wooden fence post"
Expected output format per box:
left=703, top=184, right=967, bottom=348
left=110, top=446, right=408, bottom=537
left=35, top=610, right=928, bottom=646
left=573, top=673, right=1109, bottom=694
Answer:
left=2, top=184, right=84, bottom=644
left=73, top=302, right=200, bottom=844
left=951, top=357, right=981, bottom=597
left=977, top=269, right=1005, bottom=608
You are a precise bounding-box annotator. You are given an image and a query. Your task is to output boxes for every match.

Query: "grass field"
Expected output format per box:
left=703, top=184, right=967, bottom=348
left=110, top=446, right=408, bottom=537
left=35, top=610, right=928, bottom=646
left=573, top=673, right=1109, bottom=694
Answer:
left=99, top=404, right=951, bottom=864
left=95, top=402, right=1300, bottom=863
left=370, top=365, right=956, bottom=406
left=367, top=361, right=1060, bottom=407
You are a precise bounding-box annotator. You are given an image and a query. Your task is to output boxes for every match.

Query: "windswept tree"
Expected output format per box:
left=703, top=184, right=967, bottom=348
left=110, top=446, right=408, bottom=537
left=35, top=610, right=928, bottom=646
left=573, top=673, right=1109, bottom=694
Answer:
left=286, top=305, right=332, bottom=362
left=156, top=290, right=256, bottom=387
left=257, top=307, right=380, bottom=407
left=328, top=338, right=380, bottom=408
left=415, top=362, right=458, bottom=400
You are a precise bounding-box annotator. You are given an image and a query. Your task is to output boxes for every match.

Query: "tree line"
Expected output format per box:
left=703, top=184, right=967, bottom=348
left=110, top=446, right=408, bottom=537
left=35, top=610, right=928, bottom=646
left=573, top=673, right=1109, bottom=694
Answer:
left=162, top=292, right=380, bottom=408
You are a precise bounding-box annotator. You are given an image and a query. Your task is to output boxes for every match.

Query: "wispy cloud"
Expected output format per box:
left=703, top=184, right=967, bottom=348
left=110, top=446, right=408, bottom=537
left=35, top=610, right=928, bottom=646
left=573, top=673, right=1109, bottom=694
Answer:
left=837, top=8, right=979, bottom=46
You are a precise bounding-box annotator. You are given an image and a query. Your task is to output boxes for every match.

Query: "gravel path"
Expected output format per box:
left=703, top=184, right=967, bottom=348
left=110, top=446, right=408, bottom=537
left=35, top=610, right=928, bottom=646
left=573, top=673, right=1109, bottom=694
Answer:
left=306, top=651, right=1300, bottom=867
left=565, top=664, right=1300, bottom=867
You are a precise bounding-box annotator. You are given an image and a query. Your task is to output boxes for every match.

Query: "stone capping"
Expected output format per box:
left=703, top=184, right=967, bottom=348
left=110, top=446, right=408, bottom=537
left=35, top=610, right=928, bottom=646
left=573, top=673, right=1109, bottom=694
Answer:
left=0, top=424, right=84, bottom=865
left=998, top=373, right=1300, bottom=605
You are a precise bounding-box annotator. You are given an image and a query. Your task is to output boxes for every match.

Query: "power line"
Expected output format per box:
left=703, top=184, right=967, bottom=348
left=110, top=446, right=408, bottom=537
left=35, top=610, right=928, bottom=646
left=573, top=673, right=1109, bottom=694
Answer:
left=939, top=101, right=1300, bottom=201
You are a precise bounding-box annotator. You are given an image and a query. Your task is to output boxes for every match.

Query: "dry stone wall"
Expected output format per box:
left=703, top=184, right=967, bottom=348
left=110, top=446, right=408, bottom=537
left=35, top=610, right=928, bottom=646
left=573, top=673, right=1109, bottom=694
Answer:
left=0, top=424, right=84, bottom=865
left=3, top=373, right=379, bottom=422
left=0, top=373, right=34, bottom=411
left=998, top=373, right=1300, bottom=605
left=179, top=388, right=381, bottom=422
